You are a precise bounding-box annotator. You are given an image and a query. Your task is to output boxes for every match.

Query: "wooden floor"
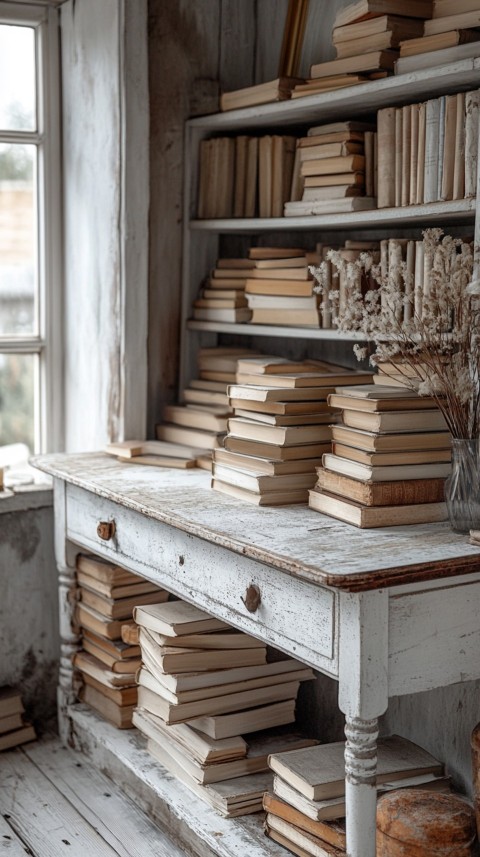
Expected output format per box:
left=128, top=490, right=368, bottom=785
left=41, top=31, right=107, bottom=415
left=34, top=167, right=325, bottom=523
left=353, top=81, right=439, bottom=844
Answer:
left=0, top=737, right=190, bottom=857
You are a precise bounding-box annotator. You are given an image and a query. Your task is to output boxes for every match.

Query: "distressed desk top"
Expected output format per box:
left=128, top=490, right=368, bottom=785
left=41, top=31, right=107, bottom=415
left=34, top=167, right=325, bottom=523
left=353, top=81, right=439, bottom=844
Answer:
left=33, top=452, right=480, bottom=592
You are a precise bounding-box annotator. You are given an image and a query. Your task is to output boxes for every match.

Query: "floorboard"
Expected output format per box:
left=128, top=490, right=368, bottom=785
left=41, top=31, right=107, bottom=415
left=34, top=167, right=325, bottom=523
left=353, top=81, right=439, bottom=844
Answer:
left=0, top=737, right=190, bottom=857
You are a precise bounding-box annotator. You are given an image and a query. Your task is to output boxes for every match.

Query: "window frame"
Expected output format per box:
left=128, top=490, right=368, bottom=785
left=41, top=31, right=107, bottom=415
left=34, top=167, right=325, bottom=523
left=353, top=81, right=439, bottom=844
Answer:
left=0, top=0, right=62, bottom=453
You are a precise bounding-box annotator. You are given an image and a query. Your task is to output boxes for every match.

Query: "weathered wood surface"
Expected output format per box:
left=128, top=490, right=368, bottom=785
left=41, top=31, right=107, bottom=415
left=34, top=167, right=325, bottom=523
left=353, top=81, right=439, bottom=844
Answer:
left=22, top=741, right=187, bottom=857
left=0, top=815, right=30, bottom=856
left=33, top=453, right=480, bottom=591
left=69, top=705, right=288, bottom=857
left=0, top=748, right=119, bottom=857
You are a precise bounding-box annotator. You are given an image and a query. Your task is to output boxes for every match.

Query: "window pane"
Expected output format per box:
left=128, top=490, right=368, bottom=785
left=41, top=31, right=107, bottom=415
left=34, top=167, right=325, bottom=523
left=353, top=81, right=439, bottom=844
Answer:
left=0, top=144, right=37, bottom=335
left=0, top=25, right=36, bottom=131
left=0, top=352, right=35, bottom=451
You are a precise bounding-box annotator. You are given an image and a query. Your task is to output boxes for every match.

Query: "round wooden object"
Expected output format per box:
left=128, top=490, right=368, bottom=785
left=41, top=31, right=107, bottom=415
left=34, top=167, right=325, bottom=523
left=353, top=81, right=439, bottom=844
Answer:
left=376, top=790, right=477, bottom=857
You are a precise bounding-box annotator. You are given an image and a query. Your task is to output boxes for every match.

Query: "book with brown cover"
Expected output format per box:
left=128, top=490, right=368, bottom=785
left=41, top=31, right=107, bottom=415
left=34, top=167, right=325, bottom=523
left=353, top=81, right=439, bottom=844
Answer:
left=265, top=815, right=344, bottom=857
left=310, top=50, right=398, bottom=79
left=263, top=793, right=346, bottom=850
left=80, top=683, right=135, bottom=728
left=377, top=106, right=396, bottom=207
left=309, top=490, right=447, bottom=527
left=315, top=469, right=445, bottom=506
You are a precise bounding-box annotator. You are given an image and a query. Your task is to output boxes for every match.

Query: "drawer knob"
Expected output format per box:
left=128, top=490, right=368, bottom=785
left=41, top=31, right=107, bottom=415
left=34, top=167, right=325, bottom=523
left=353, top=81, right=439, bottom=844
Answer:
left=97, top=520, right=116, bottom=541
left=242, top=584, right=261, bottom=613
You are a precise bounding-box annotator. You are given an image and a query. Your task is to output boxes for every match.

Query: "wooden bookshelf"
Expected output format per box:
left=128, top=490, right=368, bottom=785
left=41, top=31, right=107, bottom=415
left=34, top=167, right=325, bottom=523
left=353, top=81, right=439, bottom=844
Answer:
left=187, top=320, right=367, bottom=340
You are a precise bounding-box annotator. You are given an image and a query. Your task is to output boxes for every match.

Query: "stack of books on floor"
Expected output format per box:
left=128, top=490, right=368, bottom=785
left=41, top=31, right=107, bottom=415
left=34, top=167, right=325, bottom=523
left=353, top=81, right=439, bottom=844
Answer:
left=0, top=687, right=36, bottom=751
left=245, top=247, right=319, bottom=327
left=377, top=88, right=480, bottom=208
left=397, top=1, right=480, bottom=72
left=158, top=347, right=263, bottom=464
left=132, top=598, right=316, bottom=816
left=284, top=121, right=376, bottom=217
left=192, top=257, right=253, bottom=323
left=264, top=734, right=449, bottom=857
left=74, top=554, right=168, bottom=729
left=212, top=360, right=373, bottom=506
left=292, top=0, right=432, bottom=100
left=309, top=384, right=451, bottom=528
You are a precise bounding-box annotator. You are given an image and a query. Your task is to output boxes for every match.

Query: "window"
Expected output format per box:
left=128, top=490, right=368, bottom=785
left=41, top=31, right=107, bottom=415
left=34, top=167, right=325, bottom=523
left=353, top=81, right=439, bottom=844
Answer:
left=0, top=1, right=61, bottom=471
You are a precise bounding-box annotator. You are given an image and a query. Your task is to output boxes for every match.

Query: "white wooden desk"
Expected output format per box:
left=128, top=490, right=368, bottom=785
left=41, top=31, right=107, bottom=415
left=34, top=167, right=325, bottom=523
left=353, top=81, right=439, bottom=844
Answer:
left=34, top=452, right=480, bottom=857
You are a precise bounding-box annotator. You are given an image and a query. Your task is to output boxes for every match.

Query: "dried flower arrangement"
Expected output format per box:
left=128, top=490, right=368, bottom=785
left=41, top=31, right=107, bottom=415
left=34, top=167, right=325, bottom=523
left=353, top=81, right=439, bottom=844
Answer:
left=311, top=228, right=479, bottom=440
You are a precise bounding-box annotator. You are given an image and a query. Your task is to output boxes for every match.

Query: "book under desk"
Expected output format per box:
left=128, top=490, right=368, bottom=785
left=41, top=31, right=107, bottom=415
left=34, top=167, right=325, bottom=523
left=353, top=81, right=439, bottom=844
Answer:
left=33, top=451, right=480, bottom=857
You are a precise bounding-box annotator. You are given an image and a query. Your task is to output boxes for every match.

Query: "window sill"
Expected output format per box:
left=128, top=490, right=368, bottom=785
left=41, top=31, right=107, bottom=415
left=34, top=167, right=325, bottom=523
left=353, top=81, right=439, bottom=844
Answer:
left=0, top=484, right=53, bottom=514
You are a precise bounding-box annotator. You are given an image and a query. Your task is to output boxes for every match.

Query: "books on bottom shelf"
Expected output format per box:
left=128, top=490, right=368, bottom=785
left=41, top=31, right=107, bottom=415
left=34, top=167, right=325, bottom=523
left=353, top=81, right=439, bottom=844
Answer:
left=0, top=687, right=36, bottom=752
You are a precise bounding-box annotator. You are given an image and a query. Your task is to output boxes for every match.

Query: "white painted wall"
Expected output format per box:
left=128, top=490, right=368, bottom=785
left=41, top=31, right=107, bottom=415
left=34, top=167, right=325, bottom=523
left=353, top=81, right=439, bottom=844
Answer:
left=0, top=493, right=59, bottom=731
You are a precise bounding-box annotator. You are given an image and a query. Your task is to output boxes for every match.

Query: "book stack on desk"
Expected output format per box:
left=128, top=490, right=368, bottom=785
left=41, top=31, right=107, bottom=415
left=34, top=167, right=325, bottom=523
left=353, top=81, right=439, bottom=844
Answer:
left=0, top=687, right=36, bottom=751
left=132, top=599, right=316, bottom=815
left=158, top=347, right=263, bottom=465
left=264, top=735, right=448, bottom=857
left=73, top=554, right=168, bottom=729
left=212, top=360, right=373, bottom=506
left=245, top=247, right=320, bottom=327
left=308, top=384, right=451, bottom=528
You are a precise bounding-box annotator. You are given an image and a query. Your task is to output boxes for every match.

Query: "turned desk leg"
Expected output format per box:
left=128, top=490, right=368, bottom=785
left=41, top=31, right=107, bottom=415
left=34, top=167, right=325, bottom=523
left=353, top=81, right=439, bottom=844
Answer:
left=338, top=590, right=389, bottom=857
left=54, top=479, right=81, bottom=744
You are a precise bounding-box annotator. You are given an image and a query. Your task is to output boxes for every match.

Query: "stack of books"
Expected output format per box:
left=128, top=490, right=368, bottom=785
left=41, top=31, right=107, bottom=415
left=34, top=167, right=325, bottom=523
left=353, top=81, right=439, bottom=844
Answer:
left=0, top=687, right=36, bottom=751
left=132, top=599, right=316, bottom=815
left=377, top=88, right=480, bottom=208
left=105, top=439, right=200, bottom=469
left=212, top=360, right=373, bottom=506
left=398, top=2, right=480, bottom=70
left=192, top=257, right=253, bottom=323
left=158, top=347, right=263, bottom=461
left=292, top=0, right=432, bottom=100
left=74, top=554, right=167, bottom=729
left=284, top=122, right=376, bottom=217
left=264, top=734, right=448, bottom=857
left=309, top=384, right=452, bottom=528
left=244, top=247, right=319, bottom=327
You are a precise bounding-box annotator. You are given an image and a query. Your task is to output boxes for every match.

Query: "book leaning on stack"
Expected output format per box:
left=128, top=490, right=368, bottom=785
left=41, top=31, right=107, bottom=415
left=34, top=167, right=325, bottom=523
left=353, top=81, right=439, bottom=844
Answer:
left=192, top=257, right=253, bottom=323
left=132, top=599, right=317, bottom=816
left=264, top=734, right=449, bottom=857
left=73, top=554, right=168, bottom=729
left=0, top=687, right=36, bottom=751
left=309, top=385, right=451, bottom=528
left=212, top=359, right=373, bottom=506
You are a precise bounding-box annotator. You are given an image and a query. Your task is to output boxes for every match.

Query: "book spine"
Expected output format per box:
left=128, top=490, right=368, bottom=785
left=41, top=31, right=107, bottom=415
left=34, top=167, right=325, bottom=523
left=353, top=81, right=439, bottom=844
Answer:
left=464, top=89, right=480, bottom=197
left=409, top=104, right=419, bottom=206
left=377, top=106, right=396, bottom=208
left=401, top=105, right=411, bottom=207
left=424, top=98, right=440, bottom=203
left=437, top=95, right=446, bottom=200
left=453, top=91, right=466, bottom=199
left=416, top=102, right=426, bottom=204
left=365, top=131, right=374, bottom=197
left=404, top=240, right=415, bottom=324
left=440, top=94, right=457, bottom=201
left=395, top=108, right=403, bottom=207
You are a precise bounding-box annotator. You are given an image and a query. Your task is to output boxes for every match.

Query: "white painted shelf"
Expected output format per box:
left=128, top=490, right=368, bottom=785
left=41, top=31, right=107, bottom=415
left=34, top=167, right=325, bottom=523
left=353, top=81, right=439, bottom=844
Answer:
left=187, top=320, right=366, bottom=340
left=189, top=199, right=476, bottom=234
left=188, top=57, right=480, bottom=131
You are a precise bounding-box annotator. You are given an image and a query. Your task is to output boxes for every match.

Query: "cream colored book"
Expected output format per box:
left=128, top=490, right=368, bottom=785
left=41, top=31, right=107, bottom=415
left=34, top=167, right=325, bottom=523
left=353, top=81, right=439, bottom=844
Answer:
left=73, top=651, right=137, bottom=688
left=192, top=699, right=296, bottom=740
left=322, top=451, right=451, bottom=482
left=453, top=91, right=466, bottom=198
left=441, top=93, right=457, bottom=200
left=309, top=490, right=447, bottom=527
left=133, top=708, right=247, bottom=764
left=425, top=10, right=480, bottom=35
left=377, top=106, right=396, bottom=207
left=134, top=600, right=230, bottom=637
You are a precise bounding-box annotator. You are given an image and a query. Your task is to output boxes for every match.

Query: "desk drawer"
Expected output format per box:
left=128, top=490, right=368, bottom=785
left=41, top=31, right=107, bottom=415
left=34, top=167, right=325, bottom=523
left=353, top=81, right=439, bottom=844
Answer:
left=65, top=483, right=338, bottom=675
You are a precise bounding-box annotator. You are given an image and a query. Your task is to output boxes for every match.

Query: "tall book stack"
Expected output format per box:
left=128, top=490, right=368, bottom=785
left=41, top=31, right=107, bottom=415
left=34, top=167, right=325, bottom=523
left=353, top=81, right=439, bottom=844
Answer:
left=377, top=88, right=480, bottom=207
left=309, top=384, right=452, bottom=528
left=158, top=347, right=262, bottom=462
left=212, top=360, right=373, bottom=506
left=0, top=687, right=36, bottom=751
left=132, top=599, right=316, bottom=816
left=245, top=247, right=320, bottom=327
left=398, top=2, right=480, bottom=67
left=264, top=735, right=448, bottom=857
left=292, top=0, right=432, bottom=100
left=284, top=122, right=377, bottom=217
left=192, top=257, right=253, bottom=324
left=73, top=554, right=168, bottom=729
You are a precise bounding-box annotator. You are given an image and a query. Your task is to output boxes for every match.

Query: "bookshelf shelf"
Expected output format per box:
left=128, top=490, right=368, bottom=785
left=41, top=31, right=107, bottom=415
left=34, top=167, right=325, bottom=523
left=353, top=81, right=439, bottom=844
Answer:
left=188, top=58, right=480, bottom=132
left=187, top=320, right=367, bottom=340
left=189, top=199, right=476, bottom=234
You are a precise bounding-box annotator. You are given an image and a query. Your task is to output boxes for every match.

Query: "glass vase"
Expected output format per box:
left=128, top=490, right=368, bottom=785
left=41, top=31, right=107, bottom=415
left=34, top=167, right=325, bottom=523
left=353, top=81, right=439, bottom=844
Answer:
left=445, top=439, right=480, bottom=534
